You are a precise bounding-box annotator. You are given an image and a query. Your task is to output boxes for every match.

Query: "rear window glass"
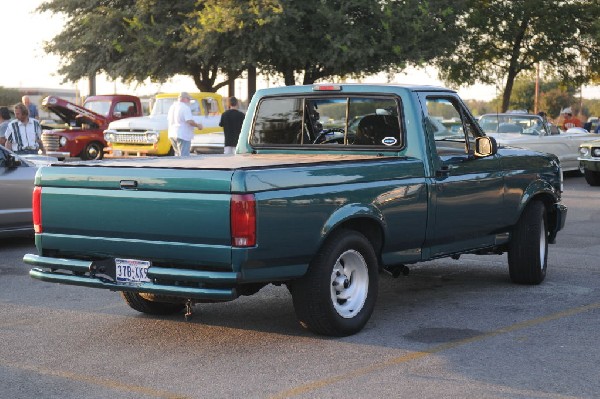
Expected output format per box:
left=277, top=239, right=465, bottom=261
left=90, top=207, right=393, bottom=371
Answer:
left=250, top=96, right=402, bottom=148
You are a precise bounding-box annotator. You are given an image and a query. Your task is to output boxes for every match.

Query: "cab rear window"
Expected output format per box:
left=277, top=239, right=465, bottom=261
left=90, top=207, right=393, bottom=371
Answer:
left=250, top=96, right=403, bottom=148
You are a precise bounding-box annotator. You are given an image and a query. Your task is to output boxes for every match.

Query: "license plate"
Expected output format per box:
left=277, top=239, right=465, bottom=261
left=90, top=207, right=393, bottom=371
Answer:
left=115, top=258, right=151, bottom=284
left=113, top=150, right=123, bottom=157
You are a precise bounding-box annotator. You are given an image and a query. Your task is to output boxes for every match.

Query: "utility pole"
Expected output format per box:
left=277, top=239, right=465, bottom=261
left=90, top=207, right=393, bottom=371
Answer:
left=534, top=63, right=540, bottom=114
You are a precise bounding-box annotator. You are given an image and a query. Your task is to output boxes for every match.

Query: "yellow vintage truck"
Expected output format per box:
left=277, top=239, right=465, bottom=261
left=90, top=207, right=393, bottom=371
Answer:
left=103, top=92, right=224, bottom=156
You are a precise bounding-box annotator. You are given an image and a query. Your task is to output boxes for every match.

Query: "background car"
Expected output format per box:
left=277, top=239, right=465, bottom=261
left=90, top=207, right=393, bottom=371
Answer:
left=578, top=139, right=600, bottom=186
left=0, top=145, right=57, bottom=237
left=478, top=113, right=597, bottom=172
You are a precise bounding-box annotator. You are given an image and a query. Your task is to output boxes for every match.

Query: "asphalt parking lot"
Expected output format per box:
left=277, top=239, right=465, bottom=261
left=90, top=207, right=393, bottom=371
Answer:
left=0, top=174, right=598, bottom=399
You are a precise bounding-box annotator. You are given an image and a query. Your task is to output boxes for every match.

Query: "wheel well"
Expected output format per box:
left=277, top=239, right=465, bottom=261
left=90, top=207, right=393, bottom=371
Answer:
left=334, top=217, right=384, bottom=258
left=528, top=193, right=558, bottom=231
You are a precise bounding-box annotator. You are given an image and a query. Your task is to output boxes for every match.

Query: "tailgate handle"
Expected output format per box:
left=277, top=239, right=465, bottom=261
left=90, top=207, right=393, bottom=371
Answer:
left=120, top=180, right=138, bottom=190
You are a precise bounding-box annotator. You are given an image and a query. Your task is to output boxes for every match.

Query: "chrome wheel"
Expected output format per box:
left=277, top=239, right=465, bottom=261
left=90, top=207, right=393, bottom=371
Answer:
left=330, top=249, right=369, bottom=318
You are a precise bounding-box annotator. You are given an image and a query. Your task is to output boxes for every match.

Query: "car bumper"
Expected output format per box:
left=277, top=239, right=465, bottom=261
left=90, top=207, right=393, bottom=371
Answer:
left=44, top=150, right=71, bottom=159
left=24, top=254, right=239, bottom=301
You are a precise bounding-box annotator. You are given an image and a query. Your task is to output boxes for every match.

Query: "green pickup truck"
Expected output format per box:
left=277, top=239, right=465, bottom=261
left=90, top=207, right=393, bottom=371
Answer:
left=25, top=84, right=567, bottom=336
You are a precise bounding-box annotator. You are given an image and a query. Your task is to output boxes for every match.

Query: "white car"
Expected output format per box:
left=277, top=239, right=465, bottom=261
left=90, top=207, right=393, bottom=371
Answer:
left=478, top=113, right=598, bottom=172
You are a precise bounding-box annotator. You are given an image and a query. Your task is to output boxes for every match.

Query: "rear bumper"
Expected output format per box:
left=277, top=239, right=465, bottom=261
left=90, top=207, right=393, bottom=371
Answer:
left=24, top=254, right=239, bottom=301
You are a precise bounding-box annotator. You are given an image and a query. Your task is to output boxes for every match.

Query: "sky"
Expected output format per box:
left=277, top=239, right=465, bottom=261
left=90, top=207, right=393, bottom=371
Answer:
left=5, top=0, right=600, bottom=102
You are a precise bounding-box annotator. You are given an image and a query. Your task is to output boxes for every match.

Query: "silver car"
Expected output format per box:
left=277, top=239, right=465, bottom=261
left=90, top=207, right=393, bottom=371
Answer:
left=0, top=146, right=56, bottom=237
left=479, top=113, right=598, bottom=172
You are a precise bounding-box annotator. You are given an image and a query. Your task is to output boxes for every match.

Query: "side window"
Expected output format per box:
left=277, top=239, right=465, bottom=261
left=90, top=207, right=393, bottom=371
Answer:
left=251, top=96, right=402, bottom=148
left=114, top=102, right=137, bottom=117
left=425, top=97, right=478, bottom=155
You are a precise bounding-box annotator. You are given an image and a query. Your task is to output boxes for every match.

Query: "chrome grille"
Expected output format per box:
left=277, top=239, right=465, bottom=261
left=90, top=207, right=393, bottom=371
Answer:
left=111, top=131, right=148, bottom=144
left=42, top=133, right=61, bottom=151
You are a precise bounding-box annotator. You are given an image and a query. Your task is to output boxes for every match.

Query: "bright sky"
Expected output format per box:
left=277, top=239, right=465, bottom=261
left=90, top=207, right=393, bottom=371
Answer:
left=5, top=0, right=599, bottom=102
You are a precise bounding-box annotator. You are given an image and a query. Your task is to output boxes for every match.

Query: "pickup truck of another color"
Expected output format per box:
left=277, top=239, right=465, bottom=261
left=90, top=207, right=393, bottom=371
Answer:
left=41, top=95, right=143, bottom=160
left=25, top=84, right=567, bottom=336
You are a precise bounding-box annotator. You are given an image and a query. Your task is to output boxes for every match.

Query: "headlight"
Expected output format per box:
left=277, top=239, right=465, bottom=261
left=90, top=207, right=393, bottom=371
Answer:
left=59, top=136, right=67, bottom=146
left=104, top=132, right=115, bottom=142
left=145, top=132, right=159, bottom=143
left=579, top=147, right=589, bottom=157
left=592, top=148, right=600, bottom=157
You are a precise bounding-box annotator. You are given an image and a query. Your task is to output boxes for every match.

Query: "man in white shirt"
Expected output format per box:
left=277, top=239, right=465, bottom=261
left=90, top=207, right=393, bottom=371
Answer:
left=0, top=103, right=44, bottom=154
left=167, top=92, right=203, bottom=156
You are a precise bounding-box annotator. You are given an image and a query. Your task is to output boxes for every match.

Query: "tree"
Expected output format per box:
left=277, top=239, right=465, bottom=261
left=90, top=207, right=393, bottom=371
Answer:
left=38, top=0, right=239, bottom=92
left=0, top=87, right=22, bottom=106
left=194, top=0, right=466, bottom=85
left=435, top=0, right=600, bottom=112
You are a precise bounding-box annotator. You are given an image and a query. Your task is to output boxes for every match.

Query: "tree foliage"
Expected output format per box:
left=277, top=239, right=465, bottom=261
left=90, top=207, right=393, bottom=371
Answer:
left=39, top=0, right=466, bottom=91
left=0, top=87, right=23, bottom=106
left=435, top=0, right=600, bottom=112
left=194, top=0, right=466, bottom=85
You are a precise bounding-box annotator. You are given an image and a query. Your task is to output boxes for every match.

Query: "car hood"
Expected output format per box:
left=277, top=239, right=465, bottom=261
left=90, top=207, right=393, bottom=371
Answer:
left=107, top=115, right=167, bottom=131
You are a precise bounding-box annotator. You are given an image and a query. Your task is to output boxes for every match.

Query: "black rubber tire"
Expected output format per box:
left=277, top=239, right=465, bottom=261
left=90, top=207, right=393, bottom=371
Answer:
left=81, top=141, right=104, bottom=160
left=120, top=292, right=185, bottom=315
left=584, top=169, right=600, bottom=186
left=290, top=229, right=378, bottom=336
left=508, top=201, right=548, bottom=285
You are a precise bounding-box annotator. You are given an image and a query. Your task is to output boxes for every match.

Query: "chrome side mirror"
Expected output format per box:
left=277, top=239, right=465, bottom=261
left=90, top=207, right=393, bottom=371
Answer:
left=474, top=136, right=498, bottom=158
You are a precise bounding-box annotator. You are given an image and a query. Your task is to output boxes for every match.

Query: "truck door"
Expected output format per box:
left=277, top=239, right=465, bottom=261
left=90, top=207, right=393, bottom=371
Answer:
left=418, top=94, right=505, bottom=257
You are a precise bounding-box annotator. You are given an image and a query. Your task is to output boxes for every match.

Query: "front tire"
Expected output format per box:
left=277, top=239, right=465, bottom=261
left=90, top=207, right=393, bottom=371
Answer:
left=120, top=292, right=185, bottom=315
left=508, top=201, right=548, bottom=284
left=81, top=141, right=104, bottom=160
left=584, top=169, right=600, bottom=186
left=291, top=229, right=378, bottom=336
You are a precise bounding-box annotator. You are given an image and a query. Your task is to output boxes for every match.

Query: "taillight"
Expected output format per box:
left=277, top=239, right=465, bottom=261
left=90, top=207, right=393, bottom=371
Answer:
left=231, top=194, right=256, bottom=247
left=33, top=186, right=42, bottom=233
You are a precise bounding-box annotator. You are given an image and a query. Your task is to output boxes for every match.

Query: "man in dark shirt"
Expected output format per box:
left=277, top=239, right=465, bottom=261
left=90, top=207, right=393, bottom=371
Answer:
left=219, top=97, right=245, bottom=154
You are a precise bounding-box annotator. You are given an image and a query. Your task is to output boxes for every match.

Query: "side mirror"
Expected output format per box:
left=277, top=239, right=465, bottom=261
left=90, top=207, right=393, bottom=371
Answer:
left=6, top=153, right=22, bottom=168
left=474, top=136, right=498, bottom=158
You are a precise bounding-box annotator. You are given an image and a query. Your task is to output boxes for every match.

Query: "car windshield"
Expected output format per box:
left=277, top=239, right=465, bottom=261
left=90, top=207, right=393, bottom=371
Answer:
left=84, top=100, right=112, bottom=117
left=479, top=115, right=544, bottom=135
left=152, top=98, right=201, bottom=116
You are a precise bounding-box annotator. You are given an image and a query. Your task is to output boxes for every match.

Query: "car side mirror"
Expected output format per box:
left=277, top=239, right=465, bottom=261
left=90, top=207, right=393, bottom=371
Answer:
left=474, top=136, right=497, bottom=158
left=6, top=153, right=22, bottom=168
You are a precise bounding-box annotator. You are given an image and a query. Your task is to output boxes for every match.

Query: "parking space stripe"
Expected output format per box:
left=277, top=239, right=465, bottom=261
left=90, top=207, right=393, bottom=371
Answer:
left=270, top=302, right=600, bottom=399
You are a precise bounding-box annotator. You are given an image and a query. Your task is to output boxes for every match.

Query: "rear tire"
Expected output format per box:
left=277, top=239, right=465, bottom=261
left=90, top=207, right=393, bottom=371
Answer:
left=584, top=169, right=600, bottom=186
left=508, top=201, right=548, bottom=284
left=120, top=292, right=185, bottom=315
left=291, top=229, right=378, bottom=336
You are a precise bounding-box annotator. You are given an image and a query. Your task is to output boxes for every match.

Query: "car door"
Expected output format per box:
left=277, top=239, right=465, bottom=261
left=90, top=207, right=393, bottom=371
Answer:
left=0, top=147, right=36, bottom=233
left=418, top=94, right=506, bottom=257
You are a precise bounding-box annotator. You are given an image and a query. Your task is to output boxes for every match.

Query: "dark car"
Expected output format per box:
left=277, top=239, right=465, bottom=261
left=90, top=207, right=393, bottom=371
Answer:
left=0, top=145, right=56, bottom=237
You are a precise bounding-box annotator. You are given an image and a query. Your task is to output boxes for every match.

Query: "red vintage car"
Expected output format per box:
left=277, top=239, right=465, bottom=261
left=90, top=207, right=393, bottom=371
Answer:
left=41, top=95, right=142, bottom=160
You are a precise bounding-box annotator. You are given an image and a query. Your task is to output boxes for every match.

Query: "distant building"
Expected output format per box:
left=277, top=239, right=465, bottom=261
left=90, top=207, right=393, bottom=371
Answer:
left=10, top=87, right=79, bottom=120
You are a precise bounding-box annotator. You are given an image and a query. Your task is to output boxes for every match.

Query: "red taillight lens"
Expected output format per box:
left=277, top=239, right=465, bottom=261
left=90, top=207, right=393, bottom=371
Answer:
left=33, top=186, right=42, bottom=234
left=231, top=194, right=256, bottom=247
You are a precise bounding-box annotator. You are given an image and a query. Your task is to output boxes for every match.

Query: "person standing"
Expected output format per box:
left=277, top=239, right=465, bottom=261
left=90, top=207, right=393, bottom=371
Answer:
left=167, top=92, right=203, bottom=157
left=0, top=106, right=11, bottom=139
left=560, top=107, right=582, bottom=131
left=22, top=95, right=39, bottom=120
left=0, top=103, right=44, bottom=154
left=219, top=96, right=245, bottom=154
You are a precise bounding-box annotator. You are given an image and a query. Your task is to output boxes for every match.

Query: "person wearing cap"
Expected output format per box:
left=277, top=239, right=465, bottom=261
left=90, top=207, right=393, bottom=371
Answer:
left=167, top=92, right=203, bottom=156
left=560, top=107, right=582, bottom=131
